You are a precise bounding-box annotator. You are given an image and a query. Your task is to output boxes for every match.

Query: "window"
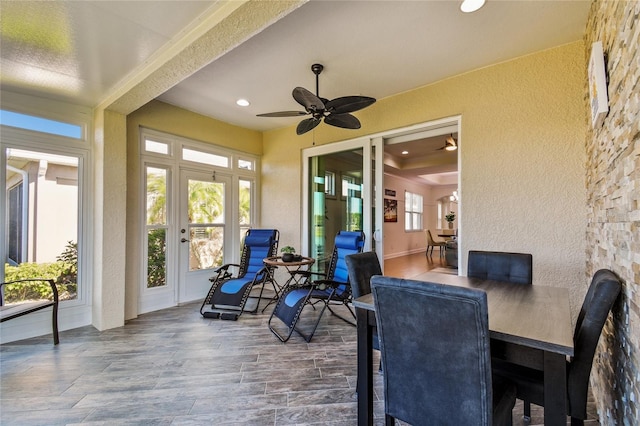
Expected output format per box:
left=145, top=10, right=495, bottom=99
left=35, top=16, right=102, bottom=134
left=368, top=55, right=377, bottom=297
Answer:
left=145, top=166, right=168, bottom=288
left=145, top=139, right=170, bottom=155
left=3, top=147, right=82, bottom=302
left=7, top=182, right=24, bottom=264
left=0, top=109, right=82, bottom=139
left=239, top=179, right=252, bottom=241
left=404, top=191, right=423, bottom=231
left=324, top=171, right=335, bottom=197
left=182, top=147, right=229, bottom=168
left=238, top=159, right=254, bottom=171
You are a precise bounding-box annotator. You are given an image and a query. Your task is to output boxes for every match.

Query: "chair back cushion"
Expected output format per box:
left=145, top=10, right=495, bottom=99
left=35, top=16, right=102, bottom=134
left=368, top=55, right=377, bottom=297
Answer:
left=344, top=252, right=382, bottom=299
left=568, top=269, right=621, bottom=417
left=467, top=250, right=532, bottom=284
left=371, top=275, right=493, bottom=425
left=241, top=229, right=279, bottom=278
left=328, top=231, right=365, bottom=295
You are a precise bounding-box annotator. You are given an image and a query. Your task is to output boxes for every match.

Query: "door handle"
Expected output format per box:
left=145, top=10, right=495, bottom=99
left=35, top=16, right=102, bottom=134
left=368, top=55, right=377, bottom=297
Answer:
left=181, top=238, right=190, bottom=243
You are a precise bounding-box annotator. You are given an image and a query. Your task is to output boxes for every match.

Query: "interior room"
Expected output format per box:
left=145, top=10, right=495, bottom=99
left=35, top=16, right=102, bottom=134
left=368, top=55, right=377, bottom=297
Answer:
left=1, top=1, right=637, bottom=425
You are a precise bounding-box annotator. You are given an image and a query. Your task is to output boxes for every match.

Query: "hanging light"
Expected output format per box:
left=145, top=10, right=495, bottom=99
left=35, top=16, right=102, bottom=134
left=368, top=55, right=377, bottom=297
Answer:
left=445, top=134, right=458, bottom=151
left=460, top=0, right=486, bottom=13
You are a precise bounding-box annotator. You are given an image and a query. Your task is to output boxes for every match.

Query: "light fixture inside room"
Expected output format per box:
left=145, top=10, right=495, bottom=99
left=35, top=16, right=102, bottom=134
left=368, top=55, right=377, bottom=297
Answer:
left=236, top=99, right=250, bottom=107
left=402, top=150, right=409, bottom=155
left=460, top=0, right=486, bottom=13
left=444, top=134, right=458, bottom=151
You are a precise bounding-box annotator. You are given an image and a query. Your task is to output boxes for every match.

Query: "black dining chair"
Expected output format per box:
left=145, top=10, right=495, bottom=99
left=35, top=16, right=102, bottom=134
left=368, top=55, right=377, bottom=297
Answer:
left=467, top=250, right=533, bottom=285
left=370, top=275, right=517, bottom=425
left=493, top=269, right=621, bottom=426
left=345, top=251, right=383, bottom=368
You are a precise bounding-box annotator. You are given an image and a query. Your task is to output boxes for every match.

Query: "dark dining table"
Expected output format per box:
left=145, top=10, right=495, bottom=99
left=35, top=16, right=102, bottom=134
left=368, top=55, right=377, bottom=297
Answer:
left=353, top=271, right=574, bottom=426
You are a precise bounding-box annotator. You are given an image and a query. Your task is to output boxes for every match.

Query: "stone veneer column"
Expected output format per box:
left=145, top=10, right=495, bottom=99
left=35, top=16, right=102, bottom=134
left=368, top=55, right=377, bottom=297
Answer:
left=584, top=1, right=639, bottom=424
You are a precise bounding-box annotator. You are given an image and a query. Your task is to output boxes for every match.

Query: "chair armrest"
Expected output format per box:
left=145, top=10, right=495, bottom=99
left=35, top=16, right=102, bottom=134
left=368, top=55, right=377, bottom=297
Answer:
left=0, top=278, right=59, bottom=306
left=209, top=264, right=240, bottom=282
left=312, top=279, right=341, bottom=290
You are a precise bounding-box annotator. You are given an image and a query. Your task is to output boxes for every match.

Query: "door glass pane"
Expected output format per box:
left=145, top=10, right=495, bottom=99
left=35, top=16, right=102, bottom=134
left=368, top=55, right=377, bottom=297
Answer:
left=187, top=179, right=225, bottom=271
left=188, top=226, right=223, bottom=271
left=147, top=228, right=166, bottom=288
left=308, top=148, right=363, bottom=272
left=145, top=166, right=168, bottom=289
left=146, top=167, right=167, bottom=225
left=4, top=148, right=79, bottom=302
left=239, top=179, right=251, bottom=244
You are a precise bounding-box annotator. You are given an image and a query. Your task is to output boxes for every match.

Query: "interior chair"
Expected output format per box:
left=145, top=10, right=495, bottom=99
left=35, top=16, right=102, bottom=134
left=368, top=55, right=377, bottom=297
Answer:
left=445, top=239, right=458, bottom=268
left=268, top=230, right=365, bottom=342
left=467, top=250, right=533, bottom=284
left=345, top=251, right=384, bottom=374
left=493, top=269, right=621, bottom=426
left=370, top=275, right=517, bottom=425
left=425, top=229, right=446, bottom=258
left=200, top=228, right=279, bottom=320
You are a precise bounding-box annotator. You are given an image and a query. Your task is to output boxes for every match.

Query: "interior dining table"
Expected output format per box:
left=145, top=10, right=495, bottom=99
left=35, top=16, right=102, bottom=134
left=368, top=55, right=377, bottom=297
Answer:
left=353, top=271, right=574, bottom=426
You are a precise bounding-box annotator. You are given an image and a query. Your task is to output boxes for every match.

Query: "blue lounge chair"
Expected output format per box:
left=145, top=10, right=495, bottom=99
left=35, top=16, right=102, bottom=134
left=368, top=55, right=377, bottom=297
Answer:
left=200, top=229, right=279, bottom=320
left=268, top=230, right=365, bottom=342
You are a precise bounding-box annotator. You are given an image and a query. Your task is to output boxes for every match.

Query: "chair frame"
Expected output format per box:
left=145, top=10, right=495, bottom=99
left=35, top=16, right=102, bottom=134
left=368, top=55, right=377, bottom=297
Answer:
left=425, top=229, right=446, bottom=258
left=268, top=230, right=364, bottom=342
left=200, top=229, right=279, bottom=320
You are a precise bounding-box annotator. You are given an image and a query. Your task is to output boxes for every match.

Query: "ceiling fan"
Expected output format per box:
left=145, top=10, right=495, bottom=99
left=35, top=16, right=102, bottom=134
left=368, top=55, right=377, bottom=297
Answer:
left=257, top=64, right=376, bottom=135
left=437, top=134, right=458, bottom=151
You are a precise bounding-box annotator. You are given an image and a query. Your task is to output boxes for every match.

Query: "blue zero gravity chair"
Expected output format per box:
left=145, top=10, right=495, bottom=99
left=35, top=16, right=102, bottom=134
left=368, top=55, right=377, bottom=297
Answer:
left=268, top=230, right=365, bottom=342
left=200, top=229, right=279, bottom=320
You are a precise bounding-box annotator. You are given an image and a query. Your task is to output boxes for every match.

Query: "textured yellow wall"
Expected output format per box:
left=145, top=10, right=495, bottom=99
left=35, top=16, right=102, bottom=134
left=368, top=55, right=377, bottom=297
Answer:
left=263, top=42, right=588, bottom=315
left=128, top=100, right=263, bottom=155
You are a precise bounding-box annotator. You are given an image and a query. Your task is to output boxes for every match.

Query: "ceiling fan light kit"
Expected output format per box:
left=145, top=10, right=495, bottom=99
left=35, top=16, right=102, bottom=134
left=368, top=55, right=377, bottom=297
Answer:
left=257, top=64, right=376, bottom=135
left=460, top=0, right=486, bottom=13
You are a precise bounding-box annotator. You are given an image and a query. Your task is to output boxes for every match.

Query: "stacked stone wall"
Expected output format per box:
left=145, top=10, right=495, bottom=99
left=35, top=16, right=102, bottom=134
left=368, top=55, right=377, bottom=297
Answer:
left=584, top=1, right=639, bottom=424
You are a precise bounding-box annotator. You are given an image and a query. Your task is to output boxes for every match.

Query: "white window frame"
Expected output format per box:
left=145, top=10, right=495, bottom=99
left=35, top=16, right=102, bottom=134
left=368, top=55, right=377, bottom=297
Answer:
left=404, top=190, right=424, bottom=232
left=0, top=91, right=93, bottom=343
left=139, top=128, right=260, bottom=278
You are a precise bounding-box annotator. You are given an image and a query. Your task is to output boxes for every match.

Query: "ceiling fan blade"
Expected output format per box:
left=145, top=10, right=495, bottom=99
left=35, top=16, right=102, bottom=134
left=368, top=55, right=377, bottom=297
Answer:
left=324, top=113, right=361, bottom=129
left=325, top=96, right=376, bottom=114
left=257, top=111, right=308, bottom=117
left=296, top=117, right=321, bottom=135
left=293, top=87, right=325, bottom=112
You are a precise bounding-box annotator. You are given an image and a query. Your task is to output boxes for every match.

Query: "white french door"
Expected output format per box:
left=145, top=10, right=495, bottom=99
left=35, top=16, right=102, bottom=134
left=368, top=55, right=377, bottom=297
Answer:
left=178, top=169, right=231, bottom=303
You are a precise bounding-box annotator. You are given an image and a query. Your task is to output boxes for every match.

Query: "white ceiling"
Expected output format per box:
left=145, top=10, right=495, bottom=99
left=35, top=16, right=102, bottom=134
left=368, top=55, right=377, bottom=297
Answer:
left=0, top=0, right=591, bottom=184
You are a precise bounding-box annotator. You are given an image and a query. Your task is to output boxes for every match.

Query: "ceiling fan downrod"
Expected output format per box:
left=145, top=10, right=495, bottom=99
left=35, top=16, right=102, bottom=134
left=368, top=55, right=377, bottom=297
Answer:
left=311, top=63, right=323, bottom=97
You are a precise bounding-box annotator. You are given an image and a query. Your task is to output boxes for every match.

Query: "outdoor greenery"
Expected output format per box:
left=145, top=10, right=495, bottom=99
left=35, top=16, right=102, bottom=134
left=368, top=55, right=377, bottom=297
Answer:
left=147, top=229, right=166, bottom=288
left=3, top=241, right=78, bottom=303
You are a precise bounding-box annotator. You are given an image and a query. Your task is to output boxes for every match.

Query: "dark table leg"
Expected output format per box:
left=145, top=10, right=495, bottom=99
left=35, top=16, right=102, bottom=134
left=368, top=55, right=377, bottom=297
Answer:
left=356, top=307, right=374, bottom=426
left=544, top=351, right=567, bottom=426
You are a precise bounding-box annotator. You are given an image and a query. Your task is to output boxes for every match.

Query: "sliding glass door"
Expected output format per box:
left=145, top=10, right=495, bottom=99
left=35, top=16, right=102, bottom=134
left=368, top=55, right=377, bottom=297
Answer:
left=303, top=138, right=382, bottom=272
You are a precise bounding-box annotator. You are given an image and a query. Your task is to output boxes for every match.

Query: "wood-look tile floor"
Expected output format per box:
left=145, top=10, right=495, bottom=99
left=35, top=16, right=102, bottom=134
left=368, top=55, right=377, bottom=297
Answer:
left=1, top=253, right=598, bottom=425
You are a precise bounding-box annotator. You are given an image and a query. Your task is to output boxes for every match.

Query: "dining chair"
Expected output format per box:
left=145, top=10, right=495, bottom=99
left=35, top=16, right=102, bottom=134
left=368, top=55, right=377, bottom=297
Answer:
left=493, top=269, right=621, bottom=426
left=467, top=250, right=533, bottom=284
left=370, top=275, right=517, bottom=425
left=345, top=251, right=383, bottom=364
left=425, top=229, right=446, bottom=258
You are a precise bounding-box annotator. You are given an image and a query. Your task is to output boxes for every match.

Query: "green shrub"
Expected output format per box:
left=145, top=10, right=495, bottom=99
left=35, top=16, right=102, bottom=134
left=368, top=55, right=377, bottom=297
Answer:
left=3, top=241, right=78, bottom=303
left=3, top=263, right=65, bottom=302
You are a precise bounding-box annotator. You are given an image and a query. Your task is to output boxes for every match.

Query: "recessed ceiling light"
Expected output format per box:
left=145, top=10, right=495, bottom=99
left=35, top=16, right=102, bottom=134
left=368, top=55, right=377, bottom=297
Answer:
left=460, top=0, right=486, bottom=13
left=236, top=99, right=250, bottom=107
left=402, top=150, right=409, bottom=155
